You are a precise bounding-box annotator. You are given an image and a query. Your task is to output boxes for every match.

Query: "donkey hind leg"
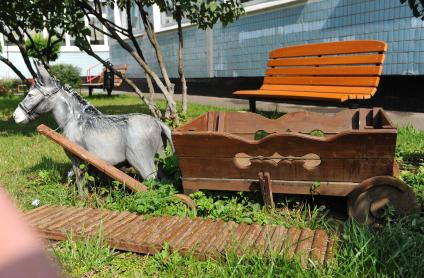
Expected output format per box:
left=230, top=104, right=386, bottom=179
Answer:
left=127, top=155, right=157, bottom=181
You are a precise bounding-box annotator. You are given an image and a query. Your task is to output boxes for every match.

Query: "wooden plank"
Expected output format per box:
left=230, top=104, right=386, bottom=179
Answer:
left=172, top=131, right=397, bottom=159
left=167, top=219, right=203, bottom=251
left=310, top=230, right=329, bottom=264
left=36, top=207, right=82, bottom=229
left=182, top=178, right=359, bottom=197
left=259, top=172, right=274, bottom=208
left=259, top=84, right=376, bottom=94
left=265, top=65, right=382, bottom=76
left=178, top=220, right=215, bottom=255
left=25, top=205, right=57, bottom=222
left=47, top=208, right=102, bottom=231
left=267, top=54, right=385, bottom=67
left=294, top=228, right=315, bottom=266
left=282, top=227, right=302, bottom=258
left=25, top=206, right=334, bottom=265
left=193, top=110, right=356, bottom=135
left=253, top=225, right=275, bottom=255
left=269, top=40, right=387, bottom=58
left=234, top=90, right=347, bottom=101
left=103, top=211, right=137, bottom=237
left=263, top=76, right=380, bottom=87
left=236, top=224, right=263, bottom=254
left=217, top=112, right=226, bottom=132
left=24, top=205, right=52, bottom=218
left=178, top=156, right=394, bottom=182
left=37, top=125, right=147, bottom=193
left=270, top=226, right=288, bottom=253
left=37, top=124, right=195, bottom=209
left=29, top=206, right=69, bottom=226
left=195, top=220, right=227, bottom=259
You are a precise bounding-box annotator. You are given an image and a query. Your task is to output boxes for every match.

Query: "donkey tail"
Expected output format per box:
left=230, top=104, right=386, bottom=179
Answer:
left=158, top=120, right=175, bottom=153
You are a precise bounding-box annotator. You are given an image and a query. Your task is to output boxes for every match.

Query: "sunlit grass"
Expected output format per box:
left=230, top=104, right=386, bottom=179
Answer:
left=1, top=94, right=424, bottom=277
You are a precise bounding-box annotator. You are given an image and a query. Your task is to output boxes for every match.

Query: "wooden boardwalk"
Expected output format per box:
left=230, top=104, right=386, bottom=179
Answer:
left=25, top=205, right=334, bottom=264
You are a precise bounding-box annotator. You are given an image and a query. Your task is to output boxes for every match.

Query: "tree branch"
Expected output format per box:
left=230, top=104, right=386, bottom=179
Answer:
left=0, top=54, right=26, bottom=81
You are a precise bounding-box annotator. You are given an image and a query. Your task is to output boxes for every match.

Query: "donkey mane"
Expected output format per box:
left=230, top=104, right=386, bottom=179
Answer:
left=52, top=77, right=102, bottom=116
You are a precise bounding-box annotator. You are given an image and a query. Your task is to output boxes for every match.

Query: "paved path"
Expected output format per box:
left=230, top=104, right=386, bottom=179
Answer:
left=94, top=89, right=424, bottom=130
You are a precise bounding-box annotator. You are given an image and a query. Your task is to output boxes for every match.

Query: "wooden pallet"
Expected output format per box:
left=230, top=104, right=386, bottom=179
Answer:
left=25, top=205, right=334, bottom=264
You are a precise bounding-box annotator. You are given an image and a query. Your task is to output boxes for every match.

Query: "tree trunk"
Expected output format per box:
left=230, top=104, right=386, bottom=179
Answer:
left=177, top=15, right=188, bottom=114
left=0, top=55, right=26, bottom=82
left=145, top=72, right=155, bottom=103
left=16, top=43, right=37, bottom=78
left=81, top=45, right=163, bottom=119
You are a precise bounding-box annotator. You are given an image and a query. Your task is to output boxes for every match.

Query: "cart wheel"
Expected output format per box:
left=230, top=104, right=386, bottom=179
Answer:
left=348, top=176, right=419, bottom=225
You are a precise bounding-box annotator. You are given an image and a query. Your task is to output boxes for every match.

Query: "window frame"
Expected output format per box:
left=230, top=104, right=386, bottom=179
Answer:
left=151, top=0, right=302, bottom=33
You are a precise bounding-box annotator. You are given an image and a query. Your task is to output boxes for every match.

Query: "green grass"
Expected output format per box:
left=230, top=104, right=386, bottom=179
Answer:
left=1, top=94, right=424, bottom=277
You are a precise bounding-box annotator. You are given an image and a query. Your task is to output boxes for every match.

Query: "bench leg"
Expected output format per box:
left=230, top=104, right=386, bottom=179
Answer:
left=249, top=98, right=257, bottom=112
left=88, top=87, right=93, bottom=97
left=348, top=100, right=359, bottom=109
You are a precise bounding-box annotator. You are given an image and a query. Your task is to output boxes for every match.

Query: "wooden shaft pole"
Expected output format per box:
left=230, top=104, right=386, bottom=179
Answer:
left=36, top=124, right=196, bottom=209
left=36, top=124, right=147, bottom=192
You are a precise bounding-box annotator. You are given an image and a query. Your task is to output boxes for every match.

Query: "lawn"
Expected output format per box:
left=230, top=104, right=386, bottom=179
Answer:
left=1, top=94, right=424, bottom=277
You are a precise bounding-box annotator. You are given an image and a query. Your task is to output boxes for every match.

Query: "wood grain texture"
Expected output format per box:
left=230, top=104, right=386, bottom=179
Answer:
left=269, top=40, right=387, bottom=58
left=267, top=54, right=385, bottom=67
left=173, top=109, right=397, bottom=196
left=26, top=206, right=334, bottom=265
left=233, top=40, right=386, bottom=102
left=263, top=76, right=380, bottom=87
left=265, top=66, right=382, bottom=76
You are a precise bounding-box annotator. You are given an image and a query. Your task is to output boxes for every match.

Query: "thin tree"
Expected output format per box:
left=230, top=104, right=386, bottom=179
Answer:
left=61, top=0, right=243, bottom=124
left=0, top=0, right=66, bottom=78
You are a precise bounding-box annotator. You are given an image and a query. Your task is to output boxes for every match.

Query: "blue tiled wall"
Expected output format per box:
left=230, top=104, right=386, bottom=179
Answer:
left=111, top=27, right=207, bottom=79
left=111, top=0, right=424, bottom=78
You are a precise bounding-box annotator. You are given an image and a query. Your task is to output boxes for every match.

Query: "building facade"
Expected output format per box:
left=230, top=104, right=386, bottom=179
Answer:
left=110, top=0, right=424, bottom=110
left=0, top=10, right=110, bottom=79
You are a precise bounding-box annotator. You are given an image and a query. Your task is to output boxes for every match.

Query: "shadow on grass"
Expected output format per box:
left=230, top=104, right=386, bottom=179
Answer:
left=22, top=156, right=71, bottom=178
left=400, top=152, right=424, bottom=167
left=0, top=115, right=58, bottom=137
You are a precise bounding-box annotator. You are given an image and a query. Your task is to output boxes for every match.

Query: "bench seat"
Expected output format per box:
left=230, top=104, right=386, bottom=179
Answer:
left=233, top=40, right=387, bottom=111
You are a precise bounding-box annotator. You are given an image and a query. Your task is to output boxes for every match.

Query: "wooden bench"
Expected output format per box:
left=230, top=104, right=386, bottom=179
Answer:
left=81, top=64, right=128, bottom=96
left=233, top=40, right=387, bottom=112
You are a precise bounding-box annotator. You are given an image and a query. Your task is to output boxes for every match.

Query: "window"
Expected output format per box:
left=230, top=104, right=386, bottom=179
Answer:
left=242, top=0, right=300, bottom=13
left=88, top=17, right=105, bottom=45
left=119, top=8, right=144, bottom=34
left=160, top=10, right=174, bottom=28
left=241, top=0, right=269, bottom=6
left=55, top=28, right=67, bottom=46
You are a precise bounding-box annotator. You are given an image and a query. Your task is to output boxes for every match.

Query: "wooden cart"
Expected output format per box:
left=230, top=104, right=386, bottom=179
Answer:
left=173, top=108, right=419, bottom=224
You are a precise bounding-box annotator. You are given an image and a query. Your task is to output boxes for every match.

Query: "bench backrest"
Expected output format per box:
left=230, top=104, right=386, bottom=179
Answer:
left=112, top=64, right=128, bottom=87
left=262, top=40, right=387, bottom=96
left=95, top=64, right=128, bottom=86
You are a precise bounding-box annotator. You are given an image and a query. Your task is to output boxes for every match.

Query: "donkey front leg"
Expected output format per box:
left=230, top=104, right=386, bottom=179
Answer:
left=72, top=163, right=86, bottom=197
left=65, top=151, right=86, bottom=197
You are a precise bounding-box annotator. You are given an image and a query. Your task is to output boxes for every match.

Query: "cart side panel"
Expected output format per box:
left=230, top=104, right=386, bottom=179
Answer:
left=173, top=131, right=396, bottom=183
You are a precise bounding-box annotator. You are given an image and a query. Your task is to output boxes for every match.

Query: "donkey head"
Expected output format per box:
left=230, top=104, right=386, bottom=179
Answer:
left=13, top=61, right=61, bottom=124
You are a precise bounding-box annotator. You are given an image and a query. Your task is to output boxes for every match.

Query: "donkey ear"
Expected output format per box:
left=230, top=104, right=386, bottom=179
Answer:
left=36, top=61, right=54, bottom=86
left=34, top=60, right=43, bottom=83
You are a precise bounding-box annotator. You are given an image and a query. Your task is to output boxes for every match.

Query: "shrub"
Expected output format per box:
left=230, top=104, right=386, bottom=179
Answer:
left=50, top=64, right=81, bottom=89
left=0, top=78, right=22, bottom=96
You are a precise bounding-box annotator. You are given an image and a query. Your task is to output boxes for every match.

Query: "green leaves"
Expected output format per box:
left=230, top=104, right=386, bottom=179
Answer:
left=24, top=34, right=62, bottom=63
left=401, top=0, right=424, bottom=20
